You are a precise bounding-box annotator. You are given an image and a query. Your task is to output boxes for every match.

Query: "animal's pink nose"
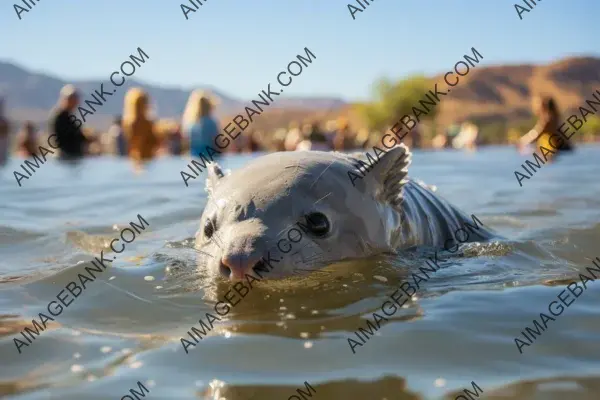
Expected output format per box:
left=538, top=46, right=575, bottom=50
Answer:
left=220, top=255, right=263, bottom=280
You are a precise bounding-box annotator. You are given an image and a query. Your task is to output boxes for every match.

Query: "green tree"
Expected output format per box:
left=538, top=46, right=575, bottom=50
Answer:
left=358, top=75, right=436, bottom=131
left=477, top=120, right=508, bottom=145
left=510, top=117, right=537, bottom=136
left=582, top=115, right=600, bottom=135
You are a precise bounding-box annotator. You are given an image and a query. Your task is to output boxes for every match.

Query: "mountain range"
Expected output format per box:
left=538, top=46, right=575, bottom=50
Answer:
left=0, top=60, right=345, bottom=131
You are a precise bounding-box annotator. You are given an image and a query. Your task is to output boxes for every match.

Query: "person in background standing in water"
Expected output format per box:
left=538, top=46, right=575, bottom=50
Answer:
left=182, top=90, right=220, bottom=157
left=0, top=97, right=10, bottom=166
left=49, top=85, right=88, bottom=159
left=272, top=128, right=288, bottom=152
left=324, top=119, right=338, bottom=147
left=432, top=123, right=459, bottom=150
left=518, top=94, right=573, bottom=160
left=84, top=128, right=103, bottom=156
left=355, top=128, right=370, bottom=149
left=16, top=121, right=38, bottom=158
left=105, top=115, right=127, bottom=156
left=152, top=120, right=181, bottom=156
left=284, top=121, right=303, bottom=151
left=332, top=117, right=357, bottom=151
left=168, top=123, right=184, bottom=155
left=452, top=121, right=479, bottom=151
left=296, top=121, right=331, bottom=151
left=122, top=88, right=158, bottom=162
left=240, top=129, right=262, bottom=153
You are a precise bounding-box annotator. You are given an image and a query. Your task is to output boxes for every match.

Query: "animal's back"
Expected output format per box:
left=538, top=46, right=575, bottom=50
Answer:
left=396, top=178, right=495, bottom=249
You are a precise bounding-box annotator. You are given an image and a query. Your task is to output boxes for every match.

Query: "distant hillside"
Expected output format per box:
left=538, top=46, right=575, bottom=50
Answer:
left=433, top=55, right=600, bottom=127
left=0, top=60, right=345, bottom=132
left=248, top=56, right=600, bottom=134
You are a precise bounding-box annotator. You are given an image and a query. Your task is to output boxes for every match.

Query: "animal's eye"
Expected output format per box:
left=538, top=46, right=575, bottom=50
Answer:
left=203, top=218, right=216, bottom=239
left=304, top=212, right=330, bottom=237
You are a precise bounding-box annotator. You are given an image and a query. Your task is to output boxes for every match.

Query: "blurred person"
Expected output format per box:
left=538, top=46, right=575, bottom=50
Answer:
left=301, top=122, right=312, bottom=138
left=332, top=117, right=357, bottom=151
left=272, top=128, right=288, bottom=151
left=0, top=97, right=10, bottom=166
left=123, top=88, right=158, bottom=162
left=227, top=137, right=242, bottom=153
left=105, top=115, right=127, bottom=156
left=355, top=128, right=370, bottom=149
left=295, top=122, right=312, bottom=151
left=296, top=121, right=331, bottom=151
left=152, top=120, right=175, bottom=157
left=518, top=95, right=573, bottom=159
left=447, top=124, right=460, bottom=147
left=168, top=123, right=184, bottom=155
left=432, top=123, right=459, bottom=150
left=235, top=131, right=249, bottom=153
left=182, top=90, right=220, bottom=157
left=452, top=121, right=479, bottom=151
left=240, top=129, right=261, bottom=153
left=254, top=130, right=266, bottom=151
left=324, top=119, right=338, bottom=146
left=97, top=130, right=112, bottom=155
left=431, top=133, right=446, bottom=150
left=85, top=129, right=103, bottom=156
left=49, top=85, right=88, bottom=159
left=16, top=121, right=38, bottom=158
left=284, top=121, right=303, bottom=151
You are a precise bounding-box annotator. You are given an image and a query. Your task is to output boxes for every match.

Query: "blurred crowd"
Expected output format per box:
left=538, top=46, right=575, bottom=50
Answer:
left=0, top=85, right=380, bottom=165
left=0, top=85, right=593, bottom=168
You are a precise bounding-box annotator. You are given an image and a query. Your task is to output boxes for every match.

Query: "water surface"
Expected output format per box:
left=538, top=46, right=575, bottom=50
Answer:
left=1, top=146, right=600, bottom=400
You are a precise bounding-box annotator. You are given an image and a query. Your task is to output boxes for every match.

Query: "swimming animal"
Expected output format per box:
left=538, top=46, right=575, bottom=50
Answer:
left=195, top=144, right=495, bottom=280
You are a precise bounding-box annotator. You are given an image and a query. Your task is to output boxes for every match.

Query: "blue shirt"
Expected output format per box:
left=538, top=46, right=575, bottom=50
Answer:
left=186, top=117, right=219, bottom=157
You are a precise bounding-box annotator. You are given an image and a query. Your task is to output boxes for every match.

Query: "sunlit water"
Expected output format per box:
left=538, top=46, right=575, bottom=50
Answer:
left=1, top=145, right=600, bottom=400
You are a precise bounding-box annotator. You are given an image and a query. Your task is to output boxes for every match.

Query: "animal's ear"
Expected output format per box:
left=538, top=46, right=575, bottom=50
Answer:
left=206, top=162, right=225, bottom=196
left=347, top=144, right=412, bottom=206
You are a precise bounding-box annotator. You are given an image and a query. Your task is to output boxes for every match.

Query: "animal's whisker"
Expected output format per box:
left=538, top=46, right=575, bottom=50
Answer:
left=310, top=160, right=336, bottom=190
left=203, top=235, right=221, bottom=251
left=188, top=247, right=215, bottom=259
left=312, top=192, right=332, bottom=207
left=211, top=232, right=225, bottom=249
left=209, top=227, right=224, bottom=251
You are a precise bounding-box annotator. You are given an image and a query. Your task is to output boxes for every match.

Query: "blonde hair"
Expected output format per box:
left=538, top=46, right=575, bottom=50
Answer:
left=59, top=84, right=78, bottom=100
left=122, top=87, right=148, bottom=125
left=121, top=88, right=157, bottom=160
left=337, top=117, right=349, bottom=130
left=357, top=128, right=370, bottom=143
left=182, top=90, right=216, bottom=127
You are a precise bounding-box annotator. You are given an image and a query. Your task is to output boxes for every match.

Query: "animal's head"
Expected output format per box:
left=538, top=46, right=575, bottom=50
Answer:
left=195, top=145, right=411, bottom=280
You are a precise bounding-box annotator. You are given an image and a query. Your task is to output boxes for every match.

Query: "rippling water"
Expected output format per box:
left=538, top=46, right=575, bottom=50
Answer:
left=1, top=145, right=600, bottom=400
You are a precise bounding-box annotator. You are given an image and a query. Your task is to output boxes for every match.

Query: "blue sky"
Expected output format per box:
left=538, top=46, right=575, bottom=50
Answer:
left=0, top=0, right=597, bottom=101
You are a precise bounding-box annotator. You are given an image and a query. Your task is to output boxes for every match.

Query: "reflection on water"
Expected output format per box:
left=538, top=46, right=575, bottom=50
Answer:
left=1, top=146, right=600, bottom=399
